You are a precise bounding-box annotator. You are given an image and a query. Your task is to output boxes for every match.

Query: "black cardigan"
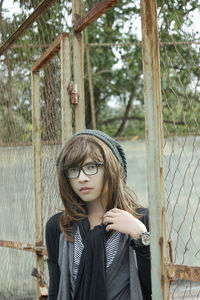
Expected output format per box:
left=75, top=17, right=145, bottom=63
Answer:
left=45, top=207, right=152, bottom=300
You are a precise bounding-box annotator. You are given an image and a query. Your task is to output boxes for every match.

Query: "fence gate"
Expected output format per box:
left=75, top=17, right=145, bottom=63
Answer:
left=32, top=32, right=71, bottom=298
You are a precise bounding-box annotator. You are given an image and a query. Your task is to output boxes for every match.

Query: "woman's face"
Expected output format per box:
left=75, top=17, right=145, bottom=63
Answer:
left=69, top=156, right=108, bottom=207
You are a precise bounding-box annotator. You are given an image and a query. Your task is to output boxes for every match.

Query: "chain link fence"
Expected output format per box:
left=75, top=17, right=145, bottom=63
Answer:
left=0, top=1, right=72, bottom=298
left=160, top=1, right=200, bottom=298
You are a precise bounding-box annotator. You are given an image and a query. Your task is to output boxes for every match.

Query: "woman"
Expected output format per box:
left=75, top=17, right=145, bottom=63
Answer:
left=46, top=129, right=151, bottom=300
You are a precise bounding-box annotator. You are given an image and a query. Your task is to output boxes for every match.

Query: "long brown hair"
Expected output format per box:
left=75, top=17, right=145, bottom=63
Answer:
left=57, top=134, right=141, bottom=241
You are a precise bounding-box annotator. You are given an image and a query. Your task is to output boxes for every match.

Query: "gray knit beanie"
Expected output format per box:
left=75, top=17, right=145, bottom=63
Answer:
left=57, top=129, right=127, bottom=179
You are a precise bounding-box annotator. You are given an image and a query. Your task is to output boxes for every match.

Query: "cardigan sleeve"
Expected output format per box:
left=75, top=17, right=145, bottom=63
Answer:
left=45, top=213, right=62, bottom=300
left=132, top=207, right=152, bottom=300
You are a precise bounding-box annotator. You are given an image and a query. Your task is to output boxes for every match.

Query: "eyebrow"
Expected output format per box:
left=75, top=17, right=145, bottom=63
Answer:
left=83, top=161, right=96, bottom=165
left=70, top=161, right=96, bottom=168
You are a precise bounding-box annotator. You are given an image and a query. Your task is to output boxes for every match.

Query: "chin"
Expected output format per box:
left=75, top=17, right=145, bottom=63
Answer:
left=80, top=196, right=100, bottom=203
left=81, top=198, right=96, bottom=203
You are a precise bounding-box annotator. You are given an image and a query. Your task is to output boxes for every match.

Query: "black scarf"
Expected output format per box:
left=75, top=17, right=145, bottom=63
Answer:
left=73, top=218, right=107, bottom=300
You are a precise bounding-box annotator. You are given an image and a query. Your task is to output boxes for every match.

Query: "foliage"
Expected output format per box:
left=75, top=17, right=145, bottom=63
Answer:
left=0, top=0, right=199, bottom=145
left=85, top=0, right=200, bottom=137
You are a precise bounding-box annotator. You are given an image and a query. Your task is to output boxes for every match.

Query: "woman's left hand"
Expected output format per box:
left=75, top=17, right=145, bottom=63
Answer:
left=103, top=208, right=147, bottom=240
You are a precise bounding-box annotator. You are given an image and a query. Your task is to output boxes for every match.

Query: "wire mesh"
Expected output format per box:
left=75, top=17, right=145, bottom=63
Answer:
left=84, top=0, right=200, bottom=297
left=0, top=249, right=36, bottom=300
left=39, top=54, right=64, bottom=225
left=84, top=0, right=101, bottom=12
left=159, top=0, right=200, bottom=298
left=0, top=1, right=71, bottom=298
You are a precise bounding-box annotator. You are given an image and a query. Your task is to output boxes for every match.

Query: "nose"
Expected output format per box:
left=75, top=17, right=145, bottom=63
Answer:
left=78, top=170, right=89, bottom=182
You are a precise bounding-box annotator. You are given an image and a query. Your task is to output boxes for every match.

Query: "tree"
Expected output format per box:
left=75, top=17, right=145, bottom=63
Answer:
left=0, top=0, right=199, bottom=144
left=85, top=0, right=200, bottom=136
left=0, top=1, right=33, bottom=144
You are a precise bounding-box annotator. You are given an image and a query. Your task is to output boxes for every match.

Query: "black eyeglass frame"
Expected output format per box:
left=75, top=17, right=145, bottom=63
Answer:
left=64, top=162, right=103, bottom=179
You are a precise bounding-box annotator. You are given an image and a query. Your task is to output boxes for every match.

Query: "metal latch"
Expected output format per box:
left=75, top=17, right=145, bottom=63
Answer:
left=31, top=268, right=48, bottom=299
left=67, top=82, right=79, bottom=104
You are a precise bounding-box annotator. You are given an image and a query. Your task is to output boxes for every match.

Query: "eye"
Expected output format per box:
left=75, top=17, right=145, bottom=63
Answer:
left=86, top=164, right=96, bottom=171
left=67, top=167, right=78, bottom=175
left=70, top=167, right=78, bottom=172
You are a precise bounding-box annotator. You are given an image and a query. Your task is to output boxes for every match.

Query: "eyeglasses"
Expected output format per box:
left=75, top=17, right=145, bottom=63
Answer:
left=65, top=162, right=103, bottom=179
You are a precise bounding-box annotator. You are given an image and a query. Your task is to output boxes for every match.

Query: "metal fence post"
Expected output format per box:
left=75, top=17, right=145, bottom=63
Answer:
left=60, top=33, right=73, bottom=145
left=140, top=0, right=169, bottom=299
left=72, top=0, right=86, bottom=132
left=85, top=28, right=96, bottom=129
left=32, top=71, right=44, bottom=299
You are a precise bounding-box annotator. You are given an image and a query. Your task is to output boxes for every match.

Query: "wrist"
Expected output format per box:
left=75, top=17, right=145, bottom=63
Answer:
left=129, top=222, right=147, bottom=240
left=131, top=231, right=150, bottom=248
left=130, top=228, right=146, bottom=240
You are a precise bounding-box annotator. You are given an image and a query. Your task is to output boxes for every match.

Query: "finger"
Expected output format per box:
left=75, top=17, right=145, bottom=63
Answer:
left=103, top=216, right=115, bottom=225
left=103, top=211, right=115, bottom=218
left=109, top=208, right=120, bottom=213
left=105, top=224, right=115, bottom=232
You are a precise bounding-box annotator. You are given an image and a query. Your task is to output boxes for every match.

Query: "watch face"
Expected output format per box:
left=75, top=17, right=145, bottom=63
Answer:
left=141, top=232, right=150, bottom=246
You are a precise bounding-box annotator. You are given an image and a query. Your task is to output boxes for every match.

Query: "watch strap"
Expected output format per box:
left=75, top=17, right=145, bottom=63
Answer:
left=130, top=232, right=150, bottom=249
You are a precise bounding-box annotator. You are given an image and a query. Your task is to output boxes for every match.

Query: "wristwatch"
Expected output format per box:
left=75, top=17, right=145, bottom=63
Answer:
left=131, top=232, right=150, bottom=248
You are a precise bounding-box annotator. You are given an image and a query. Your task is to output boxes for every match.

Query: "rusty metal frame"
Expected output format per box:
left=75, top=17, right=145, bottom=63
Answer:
left=168, top=264, right=200, bottom=282
left=72, top=0, right=200, bottom=292
left=60, top=34, right=73, bottom=144
left=31, top=32, right=72, bottom=270
left=1, top=240, right=199, bottom=282
left=140, top=0, right=200, bottom=297
left=32, top=34, right=63, bottom=72
left=0, top=240, right=47, bottom=256
left=31, top=32, right=72, bottom=146
left=85, top=29, right=96, bottom=129
left=1, top=30, right=72, bottom=299
left=32, top=32, right=72, bottom=145
left=74, top=0, right=120, bottom=32
left=32, top=68, right=43, bottom=300
left=32, top=32, right=69, bottom=71
left=72, top=0, right=85, bottom=131
left=140, top=0, right=169, bottom=299
left=0, top=0, right=57, bottom=56
left=31, top=32, right=71, bottom=299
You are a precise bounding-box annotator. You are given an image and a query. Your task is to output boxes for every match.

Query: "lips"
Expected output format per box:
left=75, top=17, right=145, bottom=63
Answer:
left=79, top=187, right=92, bottom=193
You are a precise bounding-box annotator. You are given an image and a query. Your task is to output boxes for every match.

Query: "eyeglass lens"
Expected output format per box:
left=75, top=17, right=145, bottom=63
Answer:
left=66, top=163, right=101, bottom=179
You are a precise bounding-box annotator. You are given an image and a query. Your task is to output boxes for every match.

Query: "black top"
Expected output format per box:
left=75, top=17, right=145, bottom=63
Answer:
left=45, top=207, right=152, bottom=300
